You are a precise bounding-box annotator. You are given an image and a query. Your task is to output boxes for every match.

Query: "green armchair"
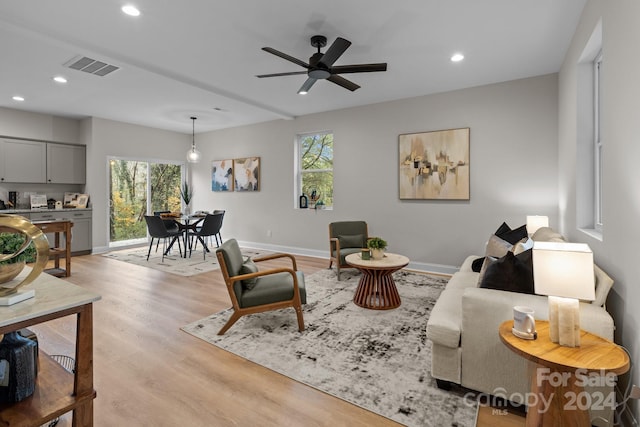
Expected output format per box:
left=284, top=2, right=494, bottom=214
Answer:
left=215, top=238, right=306, bottom=335
left=328, top=221, right=369, bottom=280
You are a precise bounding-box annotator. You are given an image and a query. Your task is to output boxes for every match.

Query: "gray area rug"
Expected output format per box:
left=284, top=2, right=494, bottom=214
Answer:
left=103, top=246, right=268, bottom=277
left=182, top=268, right=477, bottom=426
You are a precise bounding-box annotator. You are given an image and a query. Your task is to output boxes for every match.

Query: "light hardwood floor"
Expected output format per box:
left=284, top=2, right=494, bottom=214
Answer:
left=31, top=253, right=406, bottom=426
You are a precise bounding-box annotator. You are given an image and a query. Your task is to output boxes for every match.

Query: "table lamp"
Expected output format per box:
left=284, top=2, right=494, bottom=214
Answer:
left=533, top=241, right=595, bottom=347
left=526, top=215, right=549, bottom=236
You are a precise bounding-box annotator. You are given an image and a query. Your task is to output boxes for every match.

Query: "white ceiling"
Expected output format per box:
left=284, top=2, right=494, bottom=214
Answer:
left=0, top=0, right=587, bottom=135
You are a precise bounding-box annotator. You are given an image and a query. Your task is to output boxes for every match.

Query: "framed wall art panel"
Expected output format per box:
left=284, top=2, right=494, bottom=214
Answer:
left=211, top=159, right=234, bottom=192
left=399, top=128, right=470, bottom=200
left=233, top=157, right=260, bottom=191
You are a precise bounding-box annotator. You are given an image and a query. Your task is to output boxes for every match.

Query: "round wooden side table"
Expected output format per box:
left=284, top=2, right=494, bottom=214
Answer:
left=345, top=252, right=409, bottom=310
left=499, top=320, right=629, bottom=426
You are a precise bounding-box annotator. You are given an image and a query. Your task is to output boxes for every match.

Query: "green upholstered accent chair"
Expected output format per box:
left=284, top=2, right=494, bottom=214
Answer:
left=328, top=221, right=369, bottom=280
left=215, top=238, right=306, bottom=335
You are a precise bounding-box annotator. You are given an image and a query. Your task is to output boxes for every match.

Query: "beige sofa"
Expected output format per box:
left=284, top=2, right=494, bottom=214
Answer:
left=426, top=227, right=615, bottom=424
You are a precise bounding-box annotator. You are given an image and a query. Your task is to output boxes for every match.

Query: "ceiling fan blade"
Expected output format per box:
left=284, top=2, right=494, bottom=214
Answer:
left=319, top=37, right=351, bottom=67
left=331, top=63, right=388, bottom=74
left=256, top=71, right=308, bottom=78
left=327, top=75, right=360, bottom=91
left=298, top=77, right=318, bottom=94
left=262, top=47, right=309, bottom=69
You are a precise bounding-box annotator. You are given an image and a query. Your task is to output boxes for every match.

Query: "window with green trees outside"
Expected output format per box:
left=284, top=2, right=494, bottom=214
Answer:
left=298, top=132, right=333, bottom=209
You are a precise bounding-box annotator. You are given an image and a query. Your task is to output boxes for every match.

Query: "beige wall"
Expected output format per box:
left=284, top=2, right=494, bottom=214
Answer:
left=559, top=0, right=640, bottom=422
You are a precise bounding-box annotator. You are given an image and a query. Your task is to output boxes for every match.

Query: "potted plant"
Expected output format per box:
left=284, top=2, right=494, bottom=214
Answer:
left=180, top=182, right=193, bottom=215
left=0, top=232, right=36, bottom=284
left=367, top=237, right=388, bottom=260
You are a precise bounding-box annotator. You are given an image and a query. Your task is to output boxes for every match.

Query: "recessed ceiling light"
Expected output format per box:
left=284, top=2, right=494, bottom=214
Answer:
left=53, top=76, right=68, bottom=84
left=451, top=53, right=465, bottom=62
left=121, top=5, right=140, bottom=16
left=298, top=91, right=308, bottom=95
left=12, top=95, right=25, bottom=102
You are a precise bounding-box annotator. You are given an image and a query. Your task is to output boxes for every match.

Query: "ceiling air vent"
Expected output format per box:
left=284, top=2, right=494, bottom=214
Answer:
left=65, top=56, right=120, bottom=77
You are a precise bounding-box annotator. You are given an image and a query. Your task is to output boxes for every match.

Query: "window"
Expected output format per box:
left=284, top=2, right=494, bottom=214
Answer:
left=296, top=132, right=333, bottom=209
left=576, top=22, right=602, bottom=236
left=108, top=157, right=184, bottom=246
left=594, top=52, right=603, bottom=230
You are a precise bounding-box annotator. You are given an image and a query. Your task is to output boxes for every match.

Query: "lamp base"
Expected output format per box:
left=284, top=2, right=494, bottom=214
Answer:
left=548, top=296, right=580, bottom=347
left=0, top=289, right=35, bottom=306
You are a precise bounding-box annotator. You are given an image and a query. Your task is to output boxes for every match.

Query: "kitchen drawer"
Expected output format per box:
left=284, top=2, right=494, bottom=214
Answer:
left=30, top=210, right=91, bottom=221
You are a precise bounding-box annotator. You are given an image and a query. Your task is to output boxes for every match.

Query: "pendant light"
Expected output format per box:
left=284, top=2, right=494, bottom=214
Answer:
left=186, top=116, right=201, bottom=163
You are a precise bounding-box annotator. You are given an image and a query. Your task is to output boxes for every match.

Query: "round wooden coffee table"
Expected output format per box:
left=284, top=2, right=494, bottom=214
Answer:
left=345, top=252, right=409, bottom=310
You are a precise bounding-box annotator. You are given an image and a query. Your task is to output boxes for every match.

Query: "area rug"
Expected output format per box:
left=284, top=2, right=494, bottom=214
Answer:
left=103, top=246, right=268, bottom=277
left=182, top=269, right=477, bottom=427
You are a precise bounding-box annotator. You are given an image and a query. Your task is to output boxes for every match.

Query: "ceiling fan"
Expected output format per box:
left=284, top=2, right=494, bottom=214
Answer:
left=257, top=35, right=387, bottom=94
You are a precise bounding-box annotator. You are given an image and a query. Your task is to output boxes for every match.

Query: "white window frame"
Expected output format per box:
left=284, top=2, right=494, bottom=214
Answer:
left=594, top=51, right=603, bottom=231
left=295, top=131, right=334, bottom=209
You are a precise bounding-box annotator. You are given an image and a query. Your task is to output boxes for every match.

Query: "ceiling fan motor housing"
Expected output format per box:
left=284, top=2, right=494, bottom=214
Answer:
left=308, top=52, right=331, bottom=79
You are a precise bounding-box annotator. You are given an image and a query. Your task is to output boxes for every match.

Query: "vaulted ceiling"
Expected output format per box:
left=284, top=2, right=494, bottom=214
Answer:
left=0, top=0, right=587, bottom=134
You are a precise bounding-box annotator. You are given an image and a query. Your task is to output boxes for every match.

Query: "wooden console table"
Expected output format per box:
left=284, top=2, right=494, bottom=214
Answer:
left=0, top=267, right=101, bottom=426
left=33, top=220, right=73, bottom=277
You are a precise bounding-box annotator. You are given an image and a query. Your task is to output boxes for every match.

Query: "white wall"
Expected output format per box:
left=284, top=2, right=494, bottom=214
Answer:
left=559, top=0, right=640, bottom=422
left=84, top=117, right=189, bottom=249
left=190, top=74, right=559, bottom=271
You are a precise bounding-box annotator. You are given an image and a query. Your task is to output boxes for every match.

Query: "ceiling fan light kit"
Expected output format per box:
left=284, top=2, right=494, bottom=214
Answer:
left=257, top=35, right=387, bottom=94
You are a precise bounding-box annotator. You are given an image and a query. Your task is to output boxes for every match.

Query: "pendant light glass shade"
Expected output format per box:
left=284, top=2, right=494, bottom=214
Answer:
left=186, top=116, right=201, bottom=163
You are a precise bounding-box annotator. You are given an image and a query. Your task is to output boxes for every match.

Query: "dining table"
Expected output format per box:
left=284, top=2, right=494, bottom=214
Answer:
left=161, top=213, right=206, bottom=258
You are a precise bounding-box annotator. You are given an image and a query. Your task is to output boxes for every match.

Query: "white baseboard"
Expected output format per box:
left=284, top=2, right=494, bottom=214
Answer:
left=237, top=240, right=458, bottom=276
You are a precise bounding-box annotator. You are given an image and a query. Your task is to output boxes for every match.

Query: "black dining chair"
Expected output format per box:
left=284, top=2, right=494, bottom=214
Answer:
left=153, top=210, right=182, bottom=251
left=187, top=212, right=224, bottom=259
left=144, top=215, right=183, bottom=261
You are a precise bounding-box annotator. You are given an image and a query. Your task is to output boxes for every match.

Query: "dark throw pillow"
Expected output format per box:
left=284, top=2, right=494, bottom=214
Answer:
left=492, top=221, right=529, bottom=245
left=497, top=224, right=528, bottom=245
left=471, top=257, right=485, bottom=273
left=479, top=250, right=534, bottom=294
left=239, top=259, right=259, bottom=290
left=338, top=233, right=365, bottom=249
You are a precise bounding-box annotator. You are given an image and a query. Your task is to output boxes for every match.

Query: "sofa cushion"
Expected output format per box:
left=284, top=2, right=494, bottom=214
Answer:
left=485, top=234, right=513, bottom=258
left=446, top=271, right=480, bottom=290
left=593, top=264, right=614, bottom=307
left=426, top=288, right=465, bottom=348
left=531, top=227, right=566, bottom=242
left=479, top=250, right=534, bottom=294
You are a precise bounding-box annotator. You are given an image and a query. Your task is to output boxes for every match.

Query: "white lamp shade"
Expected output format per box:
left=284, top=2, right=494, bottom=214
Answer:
left=526, top=215, right=549, bottom=235
left=533, top=241, right=595, bottom=301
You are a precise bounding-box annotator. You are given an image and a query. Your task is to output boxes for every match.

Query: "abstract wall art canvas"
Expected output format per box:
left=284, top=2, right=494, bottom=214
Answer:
left=399, top=128, right=470, bottom=200
left=234, top=157, right=260, bottom=191
left=211, top=159, right=234, bottom=192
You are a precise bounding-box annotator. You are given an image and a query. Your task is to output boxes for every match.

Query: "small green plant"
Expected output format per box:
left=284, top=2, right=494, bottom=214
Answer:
left=367, top=237, right=388, bottom=250
left=0, top=232, right=36, bottom=264
left=180, top=182, right=193, bottom=205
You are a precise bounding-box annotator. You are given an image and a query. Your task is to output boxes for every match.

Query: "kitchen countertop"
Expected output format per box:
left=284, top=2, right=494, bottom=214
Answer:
left=0, top=208, right=92, bottom=214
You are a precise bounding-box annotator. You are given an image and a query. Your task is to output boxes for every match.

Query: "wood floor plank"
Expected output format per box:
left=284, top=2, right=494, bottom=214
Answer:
left=30, top=252, right=403, bottom=426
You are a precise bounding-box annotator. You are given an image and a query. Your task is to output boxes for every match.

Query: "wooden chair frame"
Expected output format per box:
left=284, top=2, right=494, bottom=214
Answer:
left=216, top=252, right=305, bottom=335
